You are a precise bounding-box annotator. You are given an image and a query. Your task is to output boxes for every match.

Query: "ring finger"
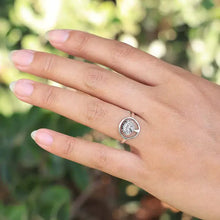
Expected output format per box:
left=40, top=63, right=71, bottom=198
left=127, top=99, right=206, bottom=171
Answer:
left=10, top=79, right=147, bottom=145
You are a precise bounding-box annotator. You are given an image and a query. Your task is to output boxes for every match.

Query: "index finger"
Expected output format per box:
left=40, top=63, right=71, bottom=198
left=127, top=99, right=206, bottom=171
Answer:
left=46, top=30, right=170, bottom=86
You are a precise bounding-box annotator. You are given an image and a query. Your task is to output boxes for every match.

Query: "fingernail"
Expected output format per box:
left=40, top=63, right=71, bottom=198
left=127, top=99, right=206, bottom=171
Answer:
left=9, top=81, right=16, bottom=92
left=31, top=130, right=53, bottom=146
left=10, top=79, right=34, bottom=97
left=10, top=50, right=35, bottom=66
left=31, top=130, right=37, bottom=140
left=46, top=30, right=70, bottom=44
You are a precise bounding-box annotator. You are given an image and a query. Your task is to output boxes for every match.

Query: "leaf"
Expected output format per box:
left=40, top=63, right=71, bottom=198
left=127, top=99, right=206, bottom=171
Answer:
left=159, top=210, right=183, bottom=220
left=57, top=116, right=91, bottom=137
left=70, top=163, right=90, bottom=191
left=39, top=185, right=70, bottom=205
left=4, top=204, right=28, bottom=220
left=44, top=154, right=65, bottom=179
left=38, top=185, right=70, bottom=220
left=201, top=0, right=215, bottom=9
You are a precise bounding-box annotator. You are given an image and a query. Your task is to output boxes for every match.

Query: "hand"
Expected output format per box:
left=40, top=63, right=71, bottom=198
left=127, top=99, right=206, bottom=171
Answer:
left=10, top=30, right=220, bottom=219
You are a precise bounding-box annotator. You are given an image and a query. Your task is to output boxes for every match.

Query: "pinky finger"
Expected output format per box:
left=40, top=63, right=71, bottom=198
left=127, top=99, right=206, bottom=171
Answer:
left=31, top=128, right=143, bottom=182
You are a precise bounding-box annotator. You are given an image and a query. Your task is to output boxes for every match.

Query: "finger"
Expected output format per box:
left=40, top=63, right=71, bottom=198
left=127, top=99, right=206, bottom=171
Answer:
left=46, top=30, right=171, bottom=86
left=10, top=79, right=147, bottom=145
left=31, top=128, right=143, bottom=182
left=11, top=50, right=152, bottom=116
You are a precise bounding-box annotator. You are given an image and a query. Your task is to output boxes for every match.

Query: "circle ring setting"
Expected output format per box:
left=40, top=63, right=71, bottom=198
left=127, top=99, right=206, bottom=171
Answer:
left=118, top=111, right=141, bottom=143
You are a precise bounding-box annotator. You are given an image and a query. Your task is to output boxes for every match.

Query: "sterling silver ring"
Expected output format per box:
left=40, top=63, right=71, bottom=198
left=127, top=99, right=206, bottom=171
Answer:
left=119, top=111, right=141, bottom=143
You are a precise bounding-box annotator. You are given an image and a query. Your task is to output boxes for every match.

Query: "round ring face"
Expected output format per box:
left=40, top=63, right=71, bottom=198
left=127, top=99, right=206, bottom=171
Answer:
left=119, top=117, right=141, bottom=141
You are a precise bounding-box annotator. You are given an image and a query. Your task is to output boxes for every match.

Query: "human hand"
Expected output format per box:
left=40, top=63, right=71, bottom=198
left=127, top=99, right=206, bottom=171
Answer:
left=10, top=30, right=220, bottom=219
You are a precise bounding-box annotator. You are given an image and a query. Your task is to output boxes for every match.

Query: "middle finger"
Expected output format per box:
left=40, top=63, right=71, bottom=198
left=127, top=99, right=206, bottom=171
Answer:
left=11, top=50, right=153, bottom=116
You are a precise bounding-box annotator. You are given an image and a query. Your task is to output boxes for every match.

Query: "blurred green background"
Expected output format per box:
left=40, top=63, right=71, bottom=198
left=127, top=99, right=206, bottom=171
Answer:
left=0, top=0, right=219, bottom=219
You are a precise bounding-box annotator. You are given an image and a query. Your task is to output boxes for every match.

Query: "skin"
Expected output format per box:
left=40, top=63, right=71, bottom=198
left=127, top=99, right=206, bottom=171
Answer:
left=10, top=30, right=220, bottom=219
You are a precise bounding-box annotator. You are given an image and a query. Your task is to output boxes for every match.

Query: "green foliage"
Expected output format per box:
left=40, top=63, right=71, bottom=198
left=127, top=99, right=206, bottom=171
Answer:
left=69, top=163, right=90, bottom=191
left=202, top=0, right=215, bottom=9
left=0, top=204, right=28, bottom=220
left=0, top=0, right=220, bottom=219
left=160, top=210, right=182, bottom=220
left=37, top=185, right=70, bottom=220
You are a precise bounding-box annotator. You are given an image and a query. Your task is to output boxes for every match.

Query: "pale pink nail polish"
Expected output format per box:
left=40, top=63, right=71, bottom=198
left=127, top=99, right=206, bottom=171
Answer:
left=12, top=79, right=34, bottom=97
left=10, top=50, right=34, bottom=66
left=46, top=30, right=70, bottom=44
left=31, top=130, right=53, bottom=146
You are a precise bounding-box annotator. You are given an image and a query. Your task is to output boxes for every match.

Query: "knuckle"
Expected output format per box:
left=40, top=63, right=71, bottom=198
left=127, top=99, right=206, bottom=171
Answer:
left=84, top=66, right=105, bottom=91
left=111, top=41, right=134, bottom=65
left=185, top=79, right=202, bottom=97
left=72, top=31, right=91, bottom=53
left=42, top=87, right=56, bottom=106
left=63, top=138, right=76, bottom=155
left=85, top=99, right=106, bottom=122
left=42, top=55, right=56, bottom=73
left=93, top=148, right=108, bottom=170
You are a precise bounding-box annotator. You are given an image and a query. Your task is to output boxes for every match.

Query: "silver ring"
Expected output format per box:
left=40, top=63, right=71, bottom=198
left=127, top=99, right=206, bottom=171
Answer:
left=119, top=111, right=141, bottom=144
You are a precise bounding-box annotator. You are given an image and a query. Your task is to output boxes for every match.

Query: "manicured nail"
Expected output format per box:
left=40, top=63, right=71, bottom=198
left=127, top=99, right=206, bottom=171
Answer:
left=9, top=81, right=16, bottom=92
left=31, top=130, right=53, bottom=146
left=46, top=30, right=70, bottom=44
left=31, top=130, right=37, bottom=140
left=9, top=79, right=34, bottom=97
left=10, top=50, right=34, bottom=66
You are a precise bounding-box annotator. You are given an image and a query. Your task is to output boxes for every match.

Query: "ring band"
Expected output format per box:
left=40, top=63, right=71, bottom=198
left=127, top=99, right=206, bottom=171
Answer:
left=119, top=111, right=141, bottom=143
